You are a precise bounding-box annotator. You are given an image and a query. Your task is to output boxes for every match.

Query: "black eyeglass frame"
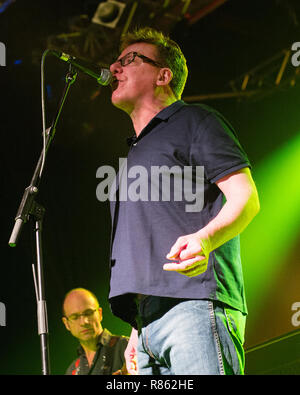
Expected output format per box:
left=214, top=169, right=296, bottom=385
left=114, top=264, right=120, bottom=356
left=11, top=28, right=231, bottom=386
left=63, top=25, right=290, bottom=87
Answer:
left=114, top=51, right=164, bottom=68
left=64, top=308, right=98, bottom=322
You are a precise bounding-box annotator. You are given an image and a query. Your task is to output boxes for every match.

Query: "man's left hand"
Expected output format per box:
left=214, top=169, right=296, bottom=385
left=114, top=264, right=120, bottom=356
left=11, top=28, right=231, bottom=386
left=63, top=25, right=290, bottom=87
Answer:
left=163, top=231, right=211, bottom=277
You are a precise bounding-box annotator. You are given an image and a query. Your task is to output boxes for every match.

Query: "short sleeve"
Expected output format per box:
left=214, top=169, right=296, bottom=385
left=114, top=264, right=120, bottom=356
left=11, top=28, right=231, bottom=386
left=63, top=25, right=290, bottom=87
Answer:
left=191, top=111, right=251, bottom=183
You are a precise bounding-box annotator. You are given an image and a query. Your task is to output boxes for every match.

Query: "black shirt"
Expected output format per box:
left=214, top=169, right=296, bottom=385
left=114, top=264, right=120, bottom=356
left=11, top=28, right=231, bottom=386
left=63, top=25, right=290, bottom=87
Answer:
left=109, top=100, right=251, bottom=327
left=65, top=329, right=128, bottom=375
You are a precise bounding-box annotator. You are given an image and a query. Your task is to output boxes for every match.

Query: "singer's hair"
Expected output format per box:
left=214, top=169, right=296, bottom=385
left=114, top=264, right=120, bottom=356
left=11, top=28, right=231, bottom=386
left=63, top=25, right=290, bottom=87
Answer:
left=120, top=27, right=188, bottom=99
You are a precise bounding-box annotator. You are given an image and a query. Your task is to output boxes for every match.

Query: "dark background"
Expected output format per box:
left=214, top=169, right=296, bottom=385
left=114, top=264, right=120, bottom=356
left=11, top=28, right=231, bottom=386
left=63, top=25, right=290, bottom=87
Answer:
left=1, top=0, right=300, bottom=374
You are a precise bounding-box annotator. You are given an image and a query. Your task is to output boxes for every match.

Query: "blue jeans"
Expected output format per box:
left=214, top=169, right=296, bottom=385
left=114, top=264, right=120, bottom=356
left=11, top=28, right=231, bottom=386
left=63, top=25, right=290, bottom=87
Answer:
left=136, top=297, right=246, bottom=375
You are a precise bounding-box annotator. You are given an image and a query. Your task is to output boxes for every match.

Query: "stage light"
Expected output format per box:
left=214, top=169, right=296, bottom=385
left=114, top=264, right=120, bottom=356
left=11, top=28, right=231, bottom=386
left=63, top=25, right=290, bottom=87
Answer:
left=0, top=0, right=16, bottom=14
left=242, top=131, right=300, bottom=323
left=92, top=0, right=126, bottom=29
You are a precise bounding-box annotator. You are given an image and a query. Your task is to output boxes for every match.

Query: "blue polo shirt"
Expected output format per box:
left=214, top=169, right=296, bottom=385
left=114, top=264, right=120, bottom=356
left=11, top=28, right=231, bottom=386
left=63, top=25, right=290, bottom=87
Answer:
left=109, top=100, right=251, bottom=327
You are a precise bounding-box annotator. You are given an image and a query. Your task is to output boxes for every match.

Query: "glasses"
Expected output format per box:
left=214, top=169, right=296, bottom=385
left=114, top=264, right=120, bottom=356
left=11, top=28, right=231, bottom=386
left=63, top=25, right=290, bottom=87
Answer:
left=114, top=51, right=164, bottom=68
left=65, top=308, right=97, bottom=323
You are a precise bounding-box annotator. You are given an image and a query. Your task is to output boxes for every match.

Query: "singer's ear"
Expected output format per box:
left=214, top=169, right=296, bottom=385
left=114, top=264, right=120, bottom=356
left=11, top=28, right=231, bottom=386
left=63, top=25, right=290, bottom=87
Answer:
left=156, top=67, right=173, bottom=87
left=62, top=316, right=71, bottom=332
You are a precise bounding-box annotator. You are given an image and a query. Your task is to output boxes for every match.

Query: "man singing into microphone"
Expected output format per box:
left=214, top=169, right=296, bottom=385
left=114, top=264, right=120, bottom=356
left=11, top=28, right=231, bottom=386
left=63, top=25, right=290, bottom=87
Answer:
left=107, top=27, right=260, bottom=375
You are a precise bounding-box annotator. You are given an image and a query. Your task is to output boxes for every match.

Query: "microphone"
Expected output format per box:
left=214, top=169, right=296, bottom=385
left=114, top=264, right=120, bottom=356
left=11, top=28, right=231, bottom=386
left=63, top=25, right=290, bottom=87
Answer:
left=50, top=50, right=112, bottom=86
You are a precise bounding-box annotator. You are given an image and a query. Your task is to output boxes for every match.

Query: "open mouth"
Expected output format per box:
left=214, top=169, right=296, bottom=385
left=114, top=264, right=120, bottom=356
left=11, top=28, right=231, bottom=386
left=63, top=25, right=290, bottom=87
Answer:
left=111, top=78, right=119, bottom=91
left=111, top=78, right=125, bottom=91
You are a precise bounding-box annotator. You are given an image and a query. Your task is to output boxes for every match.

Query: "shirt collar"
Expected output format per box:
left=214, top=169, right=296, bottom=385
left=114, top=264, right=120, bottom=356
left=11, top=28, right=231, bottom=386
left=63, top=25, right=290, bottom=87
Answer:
left=77, top=328, right=111, bottom=356
left=154, top=99, right=186, bottom=121
left=126, top=100, right=186, bottom=146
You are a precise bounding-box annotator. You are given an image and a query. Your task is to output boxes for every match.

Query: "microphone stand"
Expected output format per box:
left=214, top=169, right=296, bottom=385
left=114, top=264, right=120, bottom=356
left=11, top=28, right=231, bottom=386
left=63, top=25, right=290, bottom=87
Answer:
left=8, top=66, right=77, bottom=375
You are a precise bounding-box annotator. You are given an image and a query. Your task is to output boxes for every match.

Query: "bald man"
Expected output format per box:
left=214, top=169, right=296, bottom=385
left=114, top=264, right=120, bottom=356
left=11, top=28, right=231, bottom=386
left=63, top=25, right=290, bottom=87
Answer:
left=62, top=288, right=129, bottom=375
